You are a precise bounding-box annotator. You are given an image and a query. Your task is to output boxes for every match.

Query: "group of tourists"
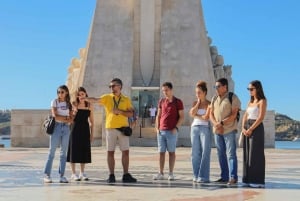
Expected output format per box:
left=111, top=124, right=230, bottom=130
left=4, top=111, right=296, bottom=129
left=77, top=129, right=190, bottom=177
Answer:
left=43, top=77, right=267, bottom=188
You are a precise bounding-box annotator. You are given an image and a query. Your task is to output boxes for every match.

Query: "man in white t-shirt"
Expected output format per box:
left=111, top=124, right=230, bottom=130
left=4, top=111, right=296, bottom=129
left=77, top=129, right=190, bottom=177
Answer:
left=149, top=105, right=157, bottom=124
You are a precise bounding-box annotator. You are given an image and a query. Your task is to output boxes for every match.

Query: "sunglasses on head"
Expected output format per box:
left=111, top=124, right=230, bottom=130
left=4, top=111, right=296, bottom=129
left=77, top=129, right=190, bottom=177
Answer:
left=247, top=87, right=255, bottom=91
left=109, top=84, right=120, bottom=88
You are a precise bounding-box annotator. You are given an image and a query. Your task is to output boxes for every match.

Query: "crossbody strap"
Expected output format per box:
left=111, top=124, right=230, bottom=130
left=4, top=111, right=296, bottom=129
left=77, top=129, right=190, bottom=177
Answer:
left=113, top=96, right=122, bottom=109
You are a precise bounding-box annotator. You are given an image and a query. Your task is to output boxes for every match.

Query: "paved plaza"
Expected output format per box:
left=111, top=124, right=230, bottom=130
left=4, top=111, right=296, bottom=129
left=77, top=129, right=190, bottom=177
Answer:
left=0, top=146, right=299, bottom=201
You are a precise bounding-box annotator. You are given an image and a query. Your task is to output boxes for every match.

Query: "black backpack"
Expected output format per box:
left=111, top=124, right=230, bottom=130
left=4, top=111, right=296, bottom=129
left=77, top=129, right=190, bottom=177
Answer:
left=212, top=92, right=240, bottom=122
left=228, top=92, right=240, bottom=122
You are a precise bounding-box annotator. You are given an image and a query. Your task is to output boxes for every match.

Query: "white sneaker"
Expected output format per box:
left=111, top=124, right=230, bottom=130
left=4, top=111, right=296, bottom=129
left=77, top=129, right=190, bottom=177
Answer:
left=59, top=176, right=69, bottom=183
left=192, top=177, right=197, bottom=182
left=153, top=173, right=164, bottom=180
left=79, top=173, right=89, bottom=181
left=249, top=183, right=265, bottom=188
left=168, top=173, right=175, bottom=181
left=43, top=175, right=52, bottom=183
left=71, top=174, right=80, bottom=181
left=196, top=178, right=209, bottom=183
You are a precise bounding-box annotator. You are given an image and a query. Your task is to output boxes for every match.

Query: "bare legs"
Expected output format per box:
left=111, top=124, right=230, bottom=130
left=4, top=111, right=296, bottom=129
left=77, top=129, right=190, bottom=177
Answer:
left=107, top=150, right=129, bottom=174
left=159, top=152, right=176, bottom=174
left=70, top=163, right=86, bottom=174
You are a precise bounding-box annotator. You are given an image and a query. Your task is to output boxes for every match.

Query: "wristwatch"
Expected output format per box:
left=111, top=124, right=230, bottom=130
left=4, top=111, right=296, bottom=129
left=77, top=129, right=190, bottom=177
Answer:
left=175, top=126, right=179, bottom=131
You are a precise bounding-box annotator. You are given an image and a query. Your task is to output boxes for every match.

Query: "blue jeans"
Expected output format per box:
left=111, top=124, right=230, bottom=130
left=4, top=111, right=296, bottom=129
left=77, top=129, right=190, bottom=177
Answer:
left=191, top=125, right=211, bottom=182
left=214, top=130, right=238, bottom=180
left=157, top=130, right=178, bottom=152
left=44, top=122, right=70, bottom=176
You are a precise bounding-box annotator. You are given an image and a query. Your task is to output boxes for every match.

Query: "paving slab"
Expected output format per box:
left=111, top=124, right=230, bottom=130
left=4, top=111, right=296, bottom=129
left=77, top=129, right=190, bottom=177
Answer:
left=0, top=147, right=299, bottom=201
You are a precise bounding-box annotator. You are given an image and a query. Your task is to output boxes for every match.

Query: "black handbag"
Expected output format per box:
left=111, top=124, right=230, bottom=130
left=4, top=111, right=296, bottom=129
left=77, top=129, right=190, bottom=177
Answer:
left=116, top=127, right=132, bottom=136
left=43, top=115, right=55, bottom=135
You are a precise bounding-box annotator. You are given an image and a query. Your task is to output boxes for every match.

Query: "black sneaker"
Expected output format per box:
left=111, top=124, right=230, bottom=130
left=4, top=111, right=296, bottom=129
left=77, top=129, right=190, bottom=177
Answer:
left=122, top=173, right=137, bottom=183
left=107, top=174, right=116, bottom=183
left=214, top=178, right=228, bottom=183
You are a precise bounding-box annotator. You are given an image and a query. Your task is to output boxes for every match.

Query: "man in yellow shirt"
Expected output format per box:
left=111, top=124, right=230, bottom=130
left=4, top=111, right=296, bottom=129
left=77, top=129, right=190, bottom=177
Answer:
left=86, top=78, right=137, bottom=183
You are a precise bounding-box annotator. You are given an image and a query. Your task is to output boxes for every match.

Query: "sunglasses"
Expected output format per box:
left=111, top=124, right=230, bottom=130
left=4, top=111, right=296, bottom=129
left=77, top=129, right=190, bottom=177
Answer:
left=57, top=91, right=65, bottom=94
left=109, top=84, right=120, bottom=88
left=247, top=87, right=255, bottom=91
left=213, top=85, right=222, bottom=89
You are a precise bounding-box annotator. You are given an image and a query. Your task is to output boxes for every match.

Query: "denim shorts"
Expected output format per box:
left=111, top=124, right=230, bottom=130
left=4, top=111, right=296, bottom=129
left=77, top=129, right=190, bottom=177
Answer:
left=157, top=130, right=178, bottom=152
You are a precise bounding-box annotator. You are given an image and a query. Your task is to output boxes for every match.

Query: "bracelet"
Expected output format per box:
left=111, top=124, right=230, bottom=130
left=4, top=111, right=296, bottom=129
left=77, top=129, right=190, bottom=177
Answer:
left=175, top=126, right=179, bottom=131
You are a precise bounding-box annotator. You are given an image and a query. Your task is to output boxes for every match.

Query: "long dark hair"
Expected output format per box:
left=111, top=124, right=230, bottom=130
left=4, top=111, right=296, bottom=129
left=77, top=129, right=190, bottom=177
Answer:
left=76, top=86, right=89, bottom=107
left=57, top=85, right=72, bottom=110
left=249, top=80, right=266, bottom=103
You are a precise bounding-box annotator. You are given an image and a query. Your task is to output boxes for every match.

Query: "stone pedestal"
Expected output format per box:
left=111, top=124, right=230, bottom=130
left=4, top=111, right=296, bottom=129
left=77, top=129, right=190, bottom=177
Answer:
left=10, top=109, right=275, bottom=148
left=10, top=110, right=102, bottom=147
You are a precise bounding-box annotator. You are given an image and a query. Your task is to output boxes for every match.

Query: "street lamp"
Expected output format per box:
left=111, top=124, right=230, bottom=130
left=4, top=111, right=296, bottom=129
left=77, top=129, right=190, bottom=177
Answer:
left=142, top=103, right=147, bottom=127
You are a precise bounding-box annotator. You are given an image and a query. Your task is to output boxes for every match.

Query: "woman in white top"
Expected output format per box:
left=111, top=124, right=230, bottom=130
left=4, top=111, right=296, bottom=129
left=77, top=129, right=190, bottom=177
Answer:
left=241, top=80, right=267, bottom=188
left=189, top=81, right=211, bottom=183
left=44, top=85, right=73, bottom=183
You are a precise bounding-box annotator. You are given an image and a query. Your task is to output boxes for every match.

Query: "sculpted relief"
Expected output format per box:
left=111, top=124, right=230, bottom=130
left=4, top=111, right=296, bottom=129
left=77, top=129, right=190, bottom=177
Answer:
left=208, top=37, right=234, bottom=91
left=66, top=48, right=87, bottom=99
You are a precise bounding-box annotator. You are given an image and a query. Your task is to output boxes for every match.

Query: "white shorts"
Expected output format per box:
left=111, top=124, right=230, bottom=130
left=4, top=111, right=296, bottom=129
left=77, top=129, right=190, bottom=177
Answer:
left=106, top=128, right=130, bottom=151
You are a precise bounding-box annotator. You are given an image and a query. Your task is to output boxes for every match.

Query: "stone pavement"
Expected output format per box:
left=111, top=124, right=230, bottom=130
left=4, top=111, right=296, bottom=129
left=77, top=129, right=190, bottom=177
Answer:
left=0, top=147, right=300, bottom=201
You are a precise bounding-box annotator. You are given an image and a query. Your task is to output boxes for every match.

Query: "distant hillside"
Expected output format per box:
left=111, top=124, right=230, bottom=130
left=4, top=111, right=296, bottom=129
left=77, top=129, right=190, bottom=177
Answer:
left=0, top=110, right=299, bottom=140
left=275, top=113, right=300, bottom=141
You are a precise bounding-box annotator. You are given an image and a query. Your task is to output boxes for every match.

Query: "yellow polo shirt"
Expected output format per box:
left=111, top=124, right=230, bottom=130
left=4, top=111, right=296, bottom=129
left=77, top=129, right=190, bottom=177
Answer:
left=100, top=94, right=133, bottom=128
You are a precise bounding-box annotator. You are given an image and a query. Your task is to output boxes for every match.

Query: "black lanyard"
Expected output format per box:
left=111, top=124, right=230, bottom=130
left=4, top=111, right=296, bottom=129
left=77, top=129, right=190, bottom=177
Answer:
left=113, top=96, right=121, bottom=109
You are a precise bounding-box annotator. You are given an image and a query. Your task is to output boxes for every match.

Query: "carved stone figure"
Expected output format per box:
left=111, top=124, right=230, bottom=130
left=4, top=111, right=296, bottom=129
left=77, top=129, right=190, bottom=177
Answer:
left=209, top=45, right=225, bottom=80
left=66, top=48, right=88, bottom=100
left=210, top=46, right=218, bottom=67
left=224, top=65, right=234, bottom=92
left=207, top=36, right=212, bottom=46
left=213, top=66, right=225, bottom=80
left=79, top=48, right=87, bottom=69
left=215, top=55, right=224, bottom=66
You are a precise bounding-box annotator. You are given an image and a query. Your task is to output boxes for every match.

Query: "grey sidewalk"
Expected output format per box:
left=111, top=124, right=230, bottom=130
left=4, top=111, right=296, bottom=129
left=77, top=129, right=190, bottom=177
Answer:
left=0, top=147, right=300, bottom=201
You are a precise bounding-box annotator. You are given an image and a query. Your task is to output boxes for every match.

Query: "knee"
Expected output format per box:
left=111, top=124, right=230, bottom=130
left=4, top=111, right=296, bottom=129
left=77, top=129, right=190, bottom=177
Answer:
left=159, top=152, right=166, bottom=157
left=60, top=152, right=67, bottom=158
left=169, top=152, right=175, bottom=157
left=227, top=149, right=237, bottom=158
left=48, top=149, right=56, bottom=158
left=202, top=148, right=211, bottom=155
left=107, top=151, right=115, bottom=157
left=48, top=153, right=55, bottom=160
left=122, top=150, right=129, bottom=157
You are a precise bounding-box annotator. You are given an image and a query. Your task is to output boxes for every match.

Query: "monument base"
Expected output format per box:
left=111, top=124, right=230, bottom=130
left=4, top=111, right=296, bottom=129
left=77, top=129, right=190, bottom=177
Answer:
left=10, top=110, right=275, bottom=148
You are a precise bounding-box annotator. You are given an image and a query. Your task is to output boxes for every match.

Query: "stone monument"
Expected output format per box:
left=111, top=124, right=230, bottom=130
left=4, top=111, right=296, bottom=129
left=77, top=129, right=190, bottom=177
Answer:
left=10, top=0, right=275, bottom=148
left=66, top=0, right=216, bottom=146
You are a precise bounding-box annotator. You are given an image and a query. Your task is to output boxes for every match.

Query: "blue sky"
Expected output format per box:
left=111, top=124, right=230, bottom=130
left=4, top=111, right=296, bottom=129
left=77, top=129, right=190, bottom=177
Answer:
left=0, top=0, right=299, bottom=120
